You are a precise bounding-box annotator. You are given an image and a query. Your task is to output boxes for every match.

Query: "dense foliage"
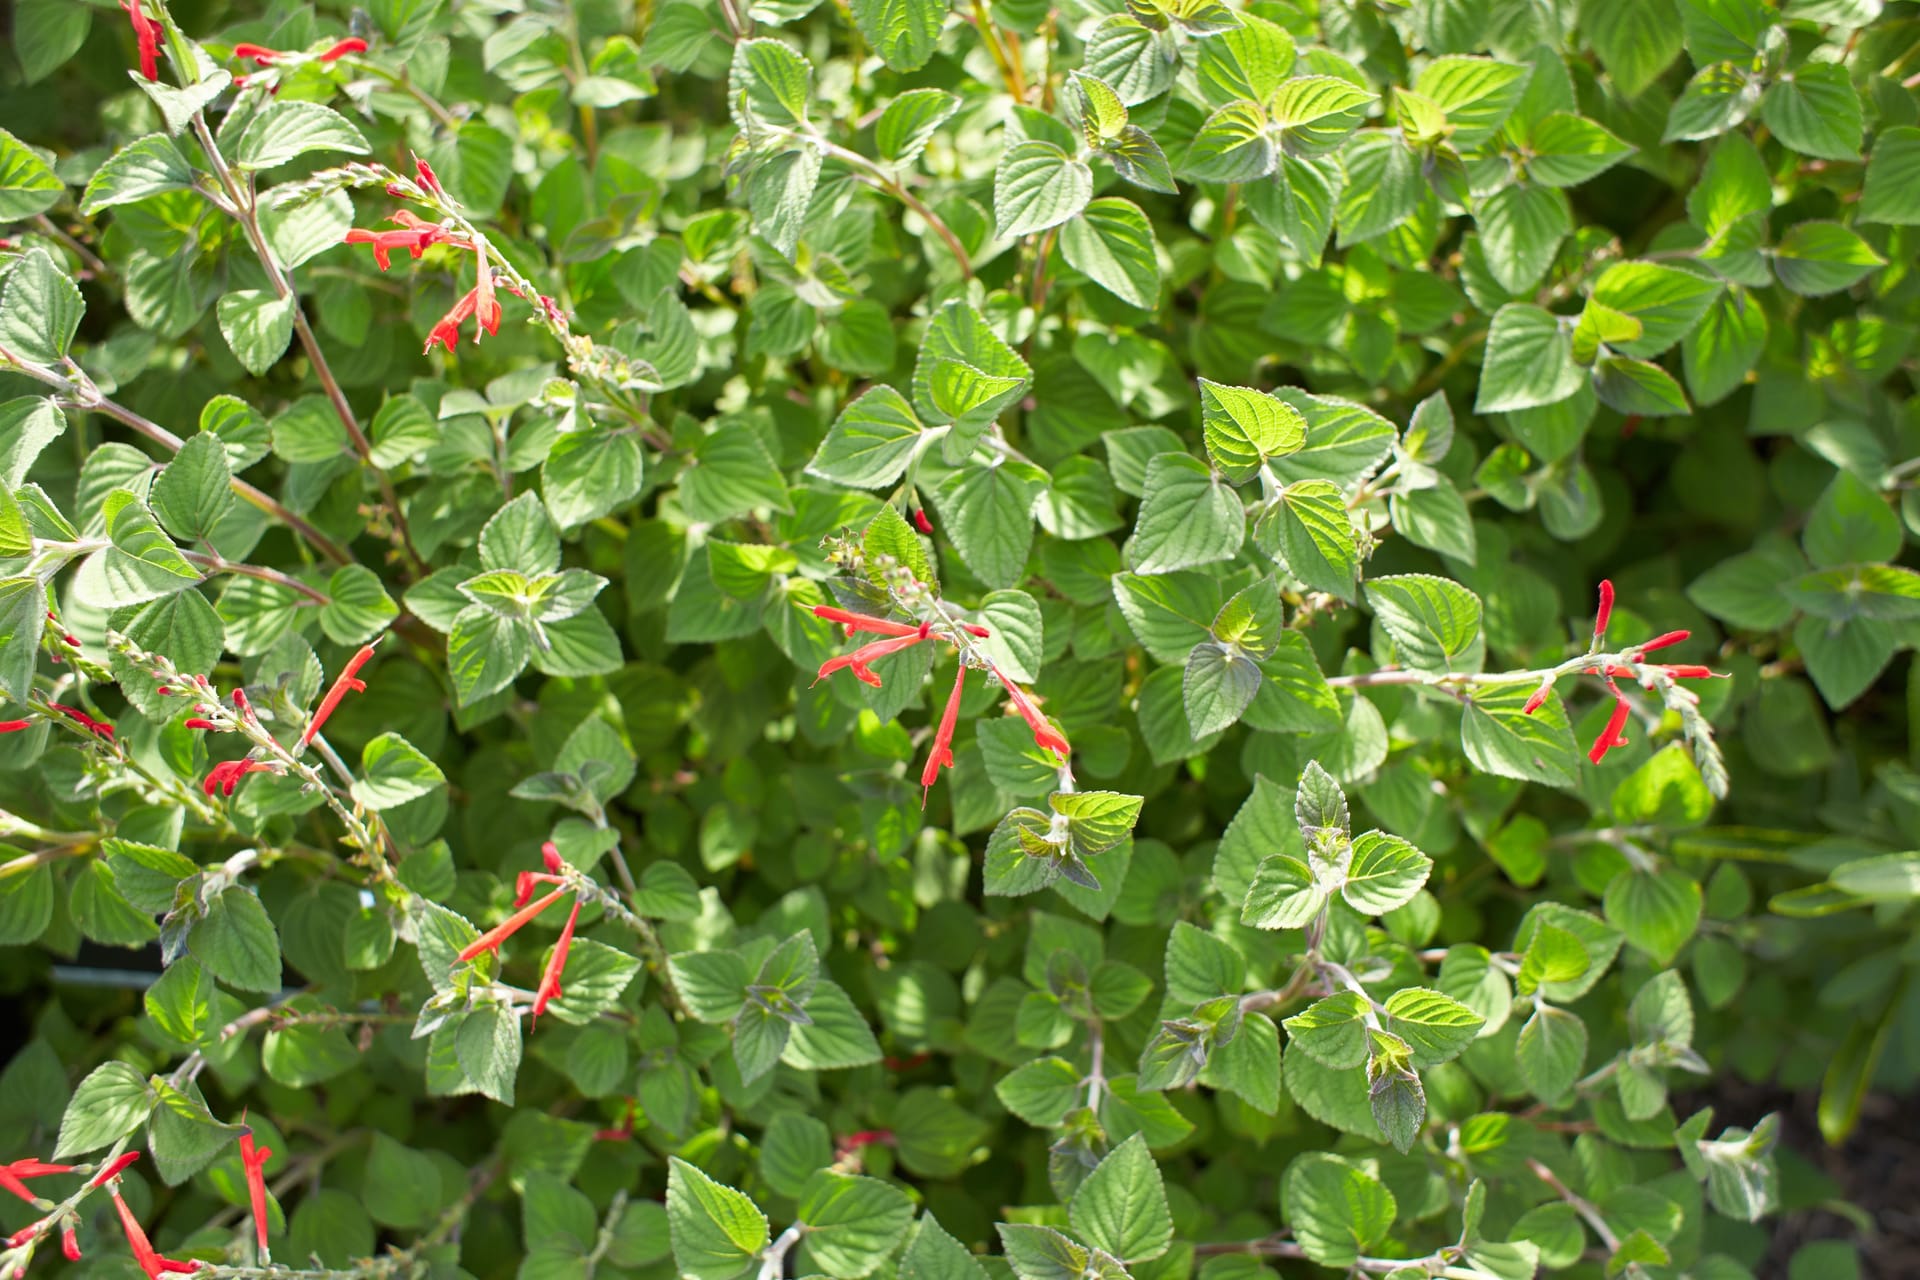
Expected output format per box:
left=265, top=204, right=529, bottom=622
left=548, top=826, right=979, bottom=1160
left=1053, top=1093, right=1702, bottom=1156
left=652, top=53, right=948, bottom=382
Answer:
left=2, top=0, right=1919, bottom=1277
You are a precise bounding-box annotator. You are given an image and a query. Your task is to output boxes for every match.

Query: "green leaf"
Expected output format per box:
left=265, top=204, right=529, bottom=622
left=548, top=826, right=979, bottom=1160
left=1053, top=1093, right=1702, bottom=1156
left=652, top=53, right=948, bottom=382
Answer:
left=230, top=101, right=370, bottom=170
left=188, top=887, right=282, bottom=992
left=1069, top=1134, right=1172, bottom=1263
left=1365, top=574, right=1484, bottom=674
left=1281, top=1154, right=1397, bottom=1268
left=1585, top=0, right=1682, bottom=97
left=0, top=397, right=66, bottom=488
left=1592, top=355, right=1690, bottom=416
left=849, top=0, right=943, bottom=72
left=0, top=129, right=62, bottom=221
left=1589, top=262, right=1721, bottom=357
left=147, top=1079, right=244, bottom=1185
left=80, top=134, right=194, bottom=213
left=1527, top=113, right=1635, bottom=186
left=683, top=422, right=791, bottom=522
left=1771, top=221, right=1884, bottom=296
left=1342, top=831, right=1433, bottom=916
left=1059, top=198, right=1161, bottom=308
left=995, top=141, right=1093, bottom=238
left=55, top=1062, right=155, bottom=1158
left=1462, top=683, right=1581, bottom=789
left=1266, top=478, right=1359, bottom=600
left=1382, top=987, right=1485, bottom=1067
left=0, top=247, right=82, bottom=365
left=1476, top=304, right=1584, bottom=412
left=1416, top=55, right=1529, bottom=146
left=1198, top=380, right=1305, bottom=483
left=1682, top=286, right=1767, bottom=406
left=1283, top=992, right=1373, bottom=1069
left=14, top=0, right=92, bottom=84
left=808, top=386, right=924, bottom=489
left=1515, top=1005, right=1587, bottom=1103
left=352, top=733, right=447, bottom=810
left=1184, top=643, right=1261, bottom=738
left=997, top=1225, right=1092, bottom=1280
left=730, top=39, right=812, bottom=129
left=932, top=460, right=1045, bottom=589
left=1126, top=453, right=1244, bottom=573
left=1860, top=125, right=1920, bottom=225
left=0, top=577, right=48, bottom=703
left=1604, top=868, right=1703, bottom=966
left=797, top=1172, right=915, bottom=1279
left=1476, top=183, right=1570, bottom=294
left=876, top=89, right=959, bottom=165
left=1186, top=101, right=1276, bottom=182
left=1336, top=133, right=1420, bottom=248
left=1241, top=854, right=1326, bottom=930
left=1272, top=77, right=1376, bottom=154
left=667, top=1158, right=769, bottom=1280
left=1759, top=63, right=1863, bottom=162
left=364, top=1135, right=441, bottom=1229
left=216, top=290, right=295, bottom=376
left=455, top=1002, right=522, bottom=1104
left=151, top=432, right=234, bottom=543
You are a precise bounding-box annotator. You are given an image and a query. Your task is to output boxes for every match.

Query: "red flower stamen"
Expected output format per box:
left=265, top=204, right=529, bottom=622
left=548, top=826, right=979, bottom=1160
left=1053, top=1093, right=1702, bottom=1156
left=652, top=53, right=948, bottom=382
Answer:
left=1636, top=630, right=1691, bottom=654
left=0, top=720, right=30, bottom=733
left=238, top=1131, right=272, bottom=1258
left=122, top=0, right=161, bottom=80
left=90, top=1152, right=140, bottom=1188
left=317, top=37, right=367, bottom=60
left=996, top=666, right=1070, bottom=757
left=920, top=664, right=968, bottom=807
left=457, top=888, right=566, bottom=962
left=111, top=1186, right=203, bottom=1279
left=1588, top=698, right=1632, bottom=765
left=1593, top=580, right=1614, bottom=640
left=298, top=643, right=376, bottom=749
left=202, top=759, right=278, bottom=797
left=531, top=897, right=583, bottom=1022
left=815, top=633, right=929, bottom=688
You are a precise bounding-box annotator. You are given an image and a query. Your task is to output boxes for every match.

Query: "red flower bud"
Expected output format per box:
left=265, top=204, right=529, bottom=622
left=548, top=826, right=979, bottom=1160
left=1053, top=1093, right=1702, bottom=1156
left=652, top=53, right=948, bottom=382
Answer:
left=0, top=720, right=31, bottom=733
left=231, top=42, right=281, bottom=64
left=414, top=154, right=444, bottom=197
left=1520, top=686, right=1549, bottom=715
left=184, top=719, right=216, bottom=731
left=1637, top=630, right=1690, bottom=654
left=1593, top=579, right=1614, bottom=640
left=542, top=841, right=564, bottom=874
left=912, top=508, right=933, bottom=535
left=317, top=37, right=368, bottom=61
left=62, top=1225, right=81, bottom=1261
left=90, top=1152, right=140, bottom=1188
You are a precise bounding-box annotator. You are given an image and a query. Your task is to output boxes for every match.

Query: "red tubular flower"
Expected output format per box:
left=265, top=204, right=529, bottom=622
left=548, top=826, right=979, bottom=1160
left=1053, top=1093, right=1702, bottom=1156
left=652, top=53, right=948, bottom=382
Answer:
left=0, top=719, right=30, bottom=733
left=815, top=633, right=930, bottom=688
left=1520, top=685, right=1550, bottom=715
left=457, top=887, right=566, bottom=962
left=920, top=664, right=968, bottom=806
left=996, top=666, right=1070, bottom=757
left=122, top=0, right=161, bottom=80
left=424, top=282, right=501, bottom=353
left=1588, top=698, right=1632, bottom=765
left=912, top=508, right=934, bottom=535
left=414, top=155, right=444, bottom=197
left=90, top=1152, right=140, bottom=1188
left=49, top=704, right=114, bottom=739
left=542, top=841, right=565, bottom=874
left=513, top=871, right=564, bottom=907
left=1660, top=664, right=1718, bottom=679
left=231, top=42, right=281, bottom=63
left=317, top=37, right=368, bottom=60
left=531, top=897, right=583, bottom=1022
left=1636, top=630, right=1691, bottom=654
left=1593, top=580, right=1614, bottom=640
left=0, top=1158, right=73, bottom=1204
left=184, top=719, right=216, bottom=731
left=6, top=1224, right=36, bottom=1247
left=202, top=759, right=278, bottom=797
left=812, top=605, right=921, bottom=638
left=298, top=643, right=376, bottom=749
left=111, top=1186, right=203, bottom=1279
left=238, top=1131, right=272, bottom=1257
left=62, top=1225, right=81, bottom=1261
